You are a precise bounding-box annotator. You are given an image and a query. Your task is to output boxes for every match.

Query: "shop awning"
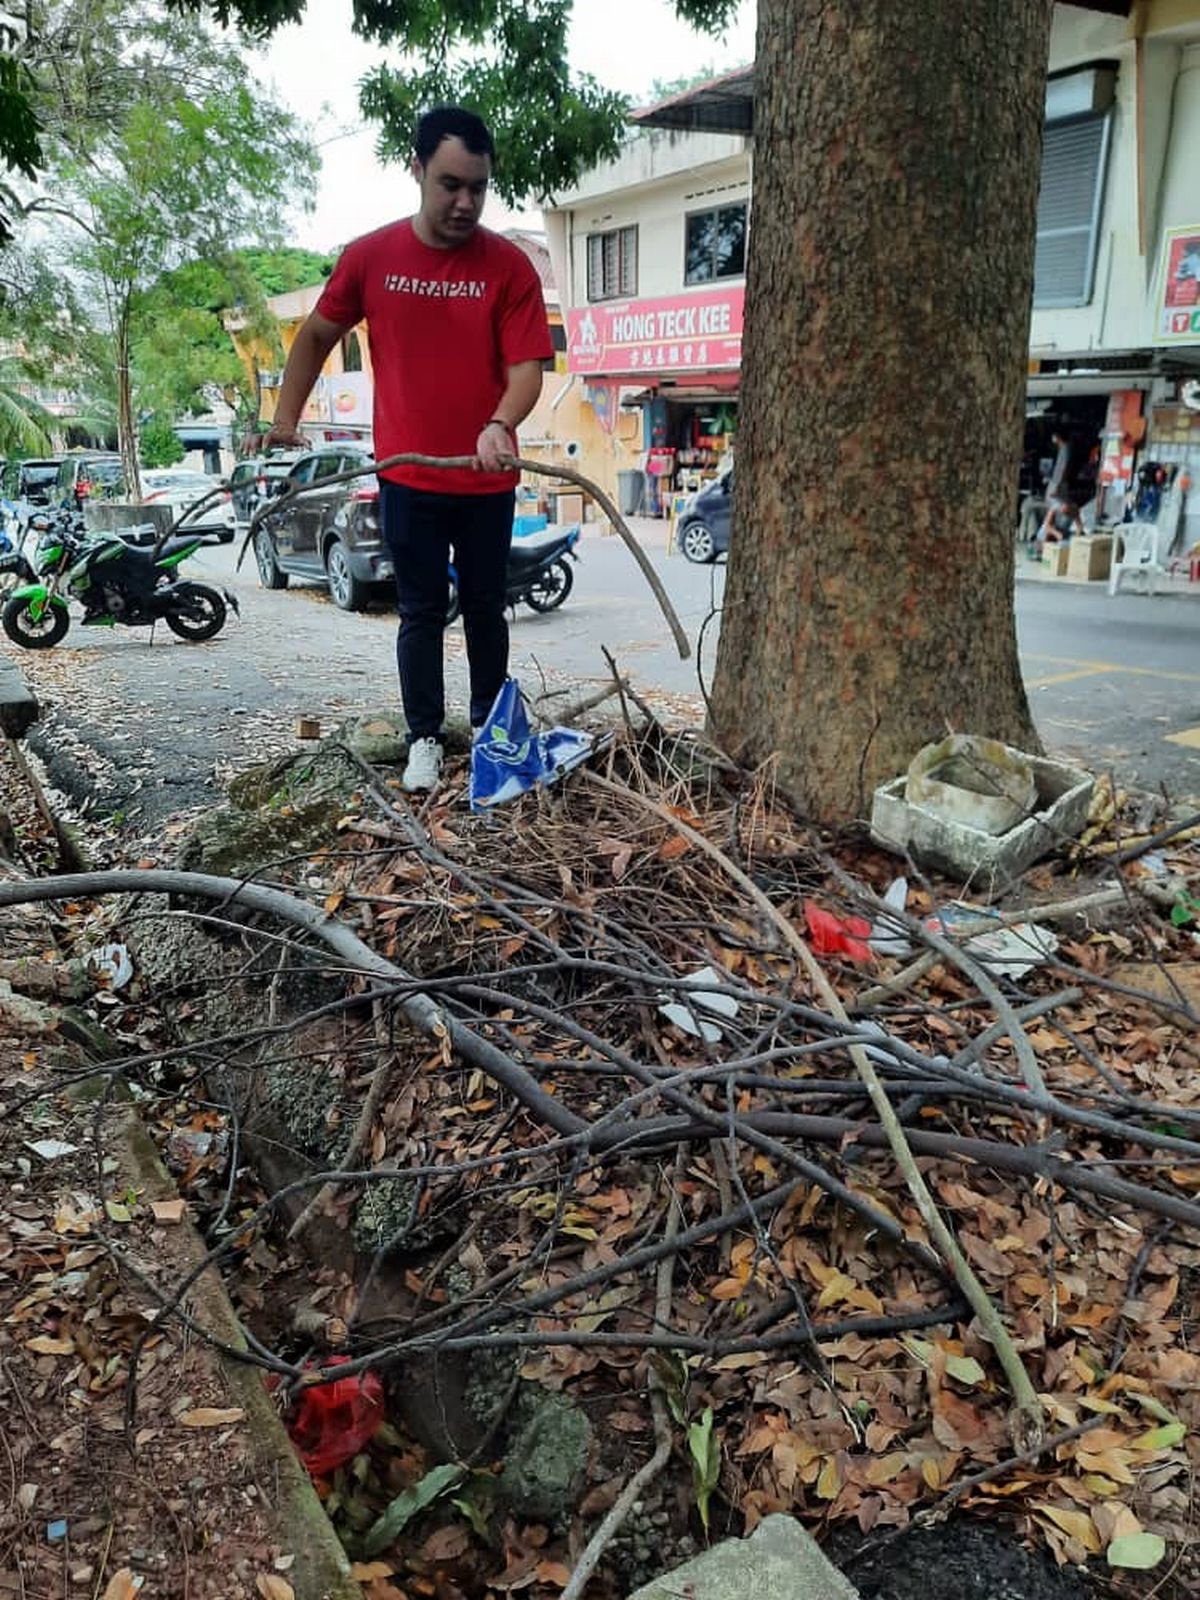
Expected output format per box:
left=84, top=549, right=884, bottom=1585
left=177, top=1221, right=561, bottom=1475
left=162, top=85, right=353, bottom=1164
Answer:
left=1027, top=370, right=1154, bottom=397
left=620, top=376, right=740, bottom=404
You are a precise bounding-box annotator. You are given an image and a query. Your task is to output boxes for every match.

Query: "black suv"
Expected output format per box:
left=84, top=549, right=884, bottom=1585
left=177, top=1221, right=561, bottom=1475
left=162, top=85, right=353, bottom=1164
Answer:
left=253, top=447, right=389, bottom=611
left=55, top=451, right=124, bottom=510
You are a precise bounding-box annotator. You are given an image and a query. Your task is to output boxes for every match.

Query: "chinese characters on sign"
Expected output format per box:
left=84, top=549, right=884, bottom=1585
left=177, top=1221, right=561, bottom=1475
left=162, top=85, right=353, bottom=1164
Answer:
left=1154, top=226, right=1200, bottom=345
left=566, top=288, right=744, bottom=376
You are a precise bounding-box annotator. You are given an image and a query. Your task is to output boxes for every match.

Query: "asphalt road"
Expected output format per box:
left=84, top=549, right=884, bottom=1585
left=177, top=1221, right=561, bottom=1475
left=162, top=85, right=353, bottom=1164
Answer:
left=9, top=521, right=1200, bottom=831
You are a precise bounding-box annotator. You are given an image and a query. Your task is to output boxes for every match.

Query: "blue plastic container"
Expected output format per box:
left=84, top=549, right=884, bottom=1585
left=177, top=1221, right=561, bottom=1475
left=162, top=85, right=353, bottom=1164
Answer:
left=513, top=513, right=548, bottom=538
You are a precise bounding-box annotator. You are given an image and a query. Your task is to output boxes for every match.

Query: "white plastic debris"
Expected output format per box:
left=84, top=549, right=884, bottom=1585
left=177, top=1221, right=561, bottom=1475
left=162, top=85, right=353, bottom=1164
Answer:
left=926, top=903, right=1058, bottom=978
left=869, top=877, right=912, bottom=957
left=658, top=965, right=739, bottom=1042
left=85, top=942, right=133, bottom=989
left=25, top=1139, right=78, bottom=1161
left=658, top=1003, right=723, bottom=1043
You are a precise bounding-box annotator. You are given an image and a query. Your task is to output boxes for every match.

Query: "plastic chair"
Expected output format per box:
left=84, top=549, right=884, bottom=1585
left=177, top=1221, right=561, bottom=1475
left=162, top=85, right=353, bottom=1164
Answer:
left=1108, top=521, right=1172, bottom=596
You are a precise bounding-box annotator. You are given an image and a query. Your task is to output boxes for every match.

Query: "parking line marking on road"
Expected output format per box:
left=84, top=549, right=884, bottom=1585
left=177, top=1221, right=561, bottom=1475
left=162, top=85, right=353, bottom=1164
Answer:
left=1164, top=726, right=1200, bottom=750
left=1022, top=654, right=1200, bottom=686
left=1025, top=666, right=1115, bottom=689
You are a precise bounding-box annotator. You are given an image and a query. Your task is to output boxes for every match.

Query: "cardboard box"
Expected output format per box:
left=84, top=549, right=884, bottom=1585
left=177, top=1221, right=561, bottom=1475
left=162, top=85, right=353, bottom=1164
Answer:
left=1066, top=533, right=1113, bottom=582
left=554, top=491, right=584, bottom=525
left=1045, top=542, right=1070, bottom=577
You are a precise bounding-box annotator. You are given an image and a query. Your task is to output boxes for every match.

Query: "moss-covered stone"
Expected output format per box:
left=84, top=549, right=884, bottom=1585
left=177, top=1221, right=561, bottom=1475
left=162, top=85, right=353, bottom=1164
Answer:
left=183, top=745, right=365, bottom=879
left=497, top=1389, right=592, bottom=1525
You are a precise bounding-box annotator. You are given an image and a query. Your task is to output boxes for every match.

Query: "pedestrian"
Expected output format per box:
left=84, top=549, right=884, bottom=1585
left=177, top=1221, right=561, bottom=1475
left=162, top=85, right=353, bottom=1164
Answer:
left=265, top=105, right=552, bottom=791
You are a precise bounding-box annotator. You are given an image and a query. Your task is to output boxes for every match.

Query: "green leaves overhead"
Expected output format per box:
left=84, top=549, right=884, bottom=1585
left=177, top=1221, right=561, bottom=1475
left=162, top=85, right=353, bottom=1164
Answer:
left=357, top=1, right=629, bottom=205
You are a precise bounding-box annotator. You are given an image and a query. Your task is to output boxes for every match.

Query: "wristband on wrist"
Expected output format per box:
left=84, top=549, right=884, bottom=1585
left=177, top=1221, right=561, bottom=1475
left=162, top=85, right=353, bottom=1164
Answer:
left=486, top=418, right=512, bottom=432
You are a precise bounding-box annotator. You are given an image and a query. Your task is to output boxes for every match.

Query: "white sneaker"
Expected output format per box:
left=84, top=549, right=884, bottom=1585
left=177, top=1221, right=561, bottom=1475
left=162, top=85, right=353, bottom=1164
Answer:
left=402, top=736, right=443, bottom=792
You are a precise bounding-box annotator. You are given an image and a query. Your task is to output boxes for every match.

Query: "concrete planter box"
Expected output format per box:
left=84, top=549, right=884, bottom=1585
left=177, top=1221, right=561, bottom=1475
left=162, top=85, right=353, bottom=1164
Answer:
left=84, top=501, right=173, bottom=545
left=870, top=747, right=1094, bottom=888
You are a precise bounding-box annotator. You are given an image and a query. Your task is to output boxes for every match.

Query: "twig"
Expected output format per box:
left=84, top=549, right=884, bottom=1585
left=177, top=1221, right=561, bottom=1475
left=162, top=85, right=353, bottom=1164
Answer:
left=236, top=448, right=691, bottom=659
left=583, top=770, right=1047, bottom=1447
left=561, top=1156, right=682, bottom=1600
left=854, top=885, right=1127, bottom=1009
left=1108, top=813, right=1200, bottom=863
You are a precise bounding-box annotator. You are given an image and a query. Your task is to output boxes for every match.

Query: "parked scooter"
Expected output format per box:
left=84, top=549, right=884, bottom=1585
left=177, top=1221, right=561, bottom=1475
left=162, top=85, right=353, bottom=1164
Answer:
left=445, top=526, right=580, bottom=625
left=1, top=510, right=238, bottom=650
left=0, top=500, right=34, bottom=593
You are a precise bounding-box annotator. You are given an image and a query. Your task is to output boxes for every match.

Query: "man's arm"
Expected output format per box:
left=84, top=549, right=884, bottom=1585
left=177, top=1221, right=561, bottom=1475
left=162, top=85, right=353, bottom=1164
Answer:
left=476, top=360, right=544, bottom=471
left=263, top=312, right=351, bottom=449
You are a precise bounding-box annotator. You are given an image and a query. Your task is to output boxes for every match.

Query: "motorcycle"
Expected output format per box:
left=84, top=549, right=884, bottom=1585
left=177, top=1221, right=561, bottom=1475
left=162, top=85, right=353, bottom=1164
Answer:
left=1, top=510, right=238, bottom=650
left=445, top=526, right=580, bottom=625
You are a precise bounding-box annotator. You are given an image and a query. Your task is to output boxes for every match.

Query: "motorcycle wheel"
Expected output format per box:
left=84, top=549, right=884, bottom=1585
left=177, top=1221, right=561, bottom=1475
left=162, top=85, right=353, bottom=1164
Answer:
left=2, top=595, right=69, bottom=649
left=445, top=578, right=461, bottom=626
left=524, top=558, right=574, bottom=613
left=164, top=586, right=227, bottom=642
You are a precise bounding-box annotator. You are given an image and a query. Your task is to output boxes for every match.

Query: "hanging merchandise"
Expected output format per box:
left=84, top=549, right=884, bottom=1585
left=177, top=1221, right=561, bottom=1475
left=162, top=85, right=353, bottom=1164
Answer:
left=470, top=678, right=593, bottom=811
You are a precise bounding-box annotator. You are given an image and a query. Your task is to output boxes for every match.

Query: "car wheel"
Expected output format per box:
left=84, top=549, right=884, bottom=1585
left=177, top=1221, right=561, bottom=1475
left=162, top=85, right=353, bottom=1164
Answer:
left=326, top=537, right=367, bottom=611
left=680, top=521, right=717, bottom=563
left=254, top=528, right=288, bottom=590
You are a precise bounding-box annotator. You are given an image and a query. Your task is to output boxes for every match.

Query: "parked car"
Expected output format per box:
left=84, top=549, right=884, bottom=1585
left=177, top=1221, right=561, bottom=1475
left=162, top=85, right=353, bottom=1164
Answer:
left=140, top=468, right=237, bottom=543
left=229, top=449, right=307, bottom=523
left=7, top=456, right=64, bottom=508
left=55, top=451, right=124, bottom=510
left=676, top=468, right=732, bottom=563
left=254, top=446, right=388, bottom=610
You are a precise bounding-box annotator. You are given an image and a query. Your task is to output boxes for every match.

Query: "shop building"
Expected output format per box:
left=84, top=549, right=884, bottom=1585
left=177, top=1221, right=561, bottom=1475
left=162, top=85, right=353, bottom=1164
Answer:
left=542, top=3, right=1200, bottom=547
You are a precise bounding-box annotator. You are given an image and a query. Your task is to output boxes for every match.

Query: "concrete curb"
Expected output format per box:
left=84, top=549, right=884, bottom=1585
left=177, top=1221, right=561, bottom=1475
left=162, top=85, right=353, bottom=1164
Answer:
left=0, top=656, right=38, bottom=737
left=116, top=1109, right=361, bottom=1600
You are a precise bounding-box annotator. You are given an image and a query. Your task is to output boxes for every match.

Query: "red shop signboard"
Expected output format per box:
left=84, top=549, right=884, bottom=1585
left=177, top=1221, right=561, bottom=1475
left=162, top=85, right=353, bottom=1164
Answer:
left=565, top=287, right=744, bottom=377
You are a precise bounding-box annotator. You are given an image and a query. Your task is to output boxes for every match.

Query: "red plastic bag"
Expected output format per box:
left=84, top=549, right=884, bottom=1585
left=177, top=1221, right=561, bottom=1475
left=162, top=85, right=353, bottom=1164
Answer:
left=275, top=1357, right=385, bottom=1477
left=803, top=900, right=873, bottom=963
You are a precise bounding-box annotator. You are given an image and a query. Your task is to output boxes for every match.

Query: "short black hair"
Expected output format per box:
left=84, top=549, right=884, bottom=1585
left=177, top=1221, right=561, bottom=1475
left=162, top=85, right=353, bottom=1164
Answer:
left=414, top=106, right=495, bottom=167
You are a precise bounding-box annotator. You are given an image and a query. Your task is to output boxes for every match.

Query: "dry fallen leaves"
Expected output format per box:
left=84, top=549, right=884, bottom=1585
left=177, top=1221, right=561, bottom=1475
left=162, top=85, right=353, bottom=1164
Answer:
left=256, top=1575, right=296, bottom=1600
left=178, top=1406, right=246, bottom=1428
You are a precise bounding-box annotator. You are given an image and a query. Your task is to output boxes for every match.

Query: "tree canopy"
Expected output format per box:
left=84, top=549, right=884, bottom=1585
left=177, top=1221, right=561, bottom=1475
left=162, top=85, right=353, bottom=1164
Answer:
left=1, top=1, right=744, bottom=212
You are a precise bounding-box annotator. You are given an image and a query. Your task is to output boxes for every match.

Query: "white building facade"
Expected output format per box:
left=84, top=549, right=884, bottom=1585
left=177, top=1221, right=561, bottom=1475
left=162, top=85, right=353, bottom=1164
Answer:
left=542, top=2, right=1200, bottom=538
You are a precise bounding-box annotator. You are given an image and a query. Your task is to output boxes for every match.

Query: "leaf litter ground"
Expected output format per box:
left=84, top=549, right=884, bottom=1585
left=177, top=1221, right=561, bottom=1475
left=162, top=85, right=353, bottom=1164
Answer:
left=3, top=722, right=1200, bottom=1600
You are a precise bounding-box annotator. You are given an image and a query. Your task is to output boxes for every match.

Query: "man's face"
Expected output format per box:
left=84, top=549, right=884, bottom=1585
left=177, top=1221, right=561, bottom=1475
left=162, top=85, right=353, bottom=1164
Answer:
left=414, top=136, right=491, bottom=247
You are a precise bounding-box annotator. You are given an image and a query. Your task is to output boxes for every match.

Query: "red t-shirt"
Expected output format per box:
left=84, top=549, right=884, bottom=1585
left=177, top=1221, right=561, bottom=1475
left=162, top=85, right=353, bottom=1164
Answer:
left=316, top=220, right=553, bottom=494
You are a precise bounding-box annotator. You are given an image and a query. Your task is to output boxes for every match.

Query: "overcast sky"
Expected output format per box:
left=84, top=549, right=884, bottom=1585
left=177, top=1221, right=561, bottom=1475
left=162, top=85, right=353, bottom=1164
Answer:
left=255, top=0, right=756, bottom=255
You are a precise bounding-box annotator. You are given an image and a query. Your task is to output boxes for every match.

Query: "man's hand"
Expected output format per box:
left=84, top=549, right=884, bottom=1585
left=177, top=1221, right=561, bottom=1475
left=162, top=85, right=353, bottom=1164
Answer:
left=476, top=420, right=514, bottom=472
left=263, top=420, right=308, bottom=451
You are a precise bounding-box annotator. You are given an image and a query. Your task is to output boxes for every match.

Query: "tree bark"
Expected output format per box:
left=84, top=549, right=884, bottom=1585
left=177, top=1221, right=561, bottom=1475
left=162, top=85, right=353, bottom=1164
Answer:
left=710, top=0, right=1049, bottom=822
left=115, top=298, right=141, bottom=500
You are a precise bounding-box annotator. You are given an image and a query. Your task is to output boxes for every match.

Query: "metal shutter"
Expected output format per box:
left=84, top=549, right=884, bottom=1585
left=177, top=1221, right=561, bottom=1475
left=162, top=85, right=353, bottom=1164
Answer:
left=1034, top=114, right=1111, bottom=308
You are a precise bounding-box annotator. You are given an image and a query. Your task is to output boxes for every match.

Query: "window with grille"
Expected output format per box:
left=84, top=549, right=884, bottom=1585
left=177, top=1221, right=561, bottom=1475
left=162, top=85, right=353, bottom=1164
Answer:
left=685, top=202, right=748, bottom=285
left=586, top=226, right=637, bottom=302
left=1034, top=114, right=1112, bottom=308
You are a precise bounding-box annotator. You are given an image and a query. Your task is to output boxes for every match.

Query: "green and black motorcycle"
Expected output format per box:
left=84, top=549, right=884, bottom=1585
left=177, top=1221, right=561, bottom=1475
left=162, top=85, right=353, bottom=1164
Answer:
left=1, top=510, right=237, bottom=650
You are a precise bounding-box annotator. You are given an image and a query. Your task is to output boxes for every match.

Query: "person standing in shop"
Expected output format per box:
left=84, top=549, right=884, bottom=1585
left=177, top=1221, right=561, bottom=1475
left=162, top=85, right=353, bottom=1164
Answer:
left=265, top=105, right=553, bottom=791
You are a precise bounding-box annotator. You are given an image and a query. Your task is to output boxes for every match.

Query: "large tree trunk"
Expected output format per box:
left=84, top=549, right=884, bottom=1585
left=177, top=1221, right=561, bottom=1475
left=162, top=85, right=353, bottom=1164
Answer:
left=710, top=0, right=1049, bottom=822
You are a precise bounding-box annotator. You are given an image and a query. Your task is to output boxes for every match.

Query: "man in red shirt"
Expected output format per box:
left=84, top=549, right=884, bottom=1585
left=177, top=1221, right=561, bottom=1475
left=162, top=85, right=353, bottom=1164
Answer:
left=265, top=106, right=552, bottom=791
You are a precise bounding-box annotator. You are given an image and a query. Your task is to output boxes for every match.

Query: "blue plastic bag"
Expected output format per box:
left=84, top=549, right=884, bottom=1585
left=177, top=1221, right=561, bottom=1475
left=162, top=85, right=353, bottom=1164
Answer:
left=469, top=678, right=593, bottom=812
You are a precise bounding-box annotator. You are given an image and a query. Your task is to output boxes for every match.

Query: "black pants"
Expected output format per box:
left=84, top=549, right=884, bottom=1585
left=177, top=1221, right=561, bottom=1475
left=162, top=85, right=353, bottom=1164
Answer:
left=381, top=483, right=514, bottom=738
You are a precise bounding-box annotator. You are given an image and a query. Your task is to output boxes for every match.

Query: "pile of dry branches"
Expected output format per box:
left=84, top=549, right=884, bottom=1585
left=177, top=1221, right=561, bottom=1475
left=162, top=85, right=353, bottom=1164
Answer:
left=5, top=728, right=1200, bottom=1578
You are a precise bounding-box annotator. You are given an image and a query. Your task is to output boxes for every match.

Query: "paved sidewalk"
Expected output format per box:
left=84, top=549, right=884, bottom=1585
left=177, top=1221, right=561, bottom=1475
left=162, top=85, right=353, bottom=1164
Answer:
left=1015, top=545, right=1200, bottom=597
